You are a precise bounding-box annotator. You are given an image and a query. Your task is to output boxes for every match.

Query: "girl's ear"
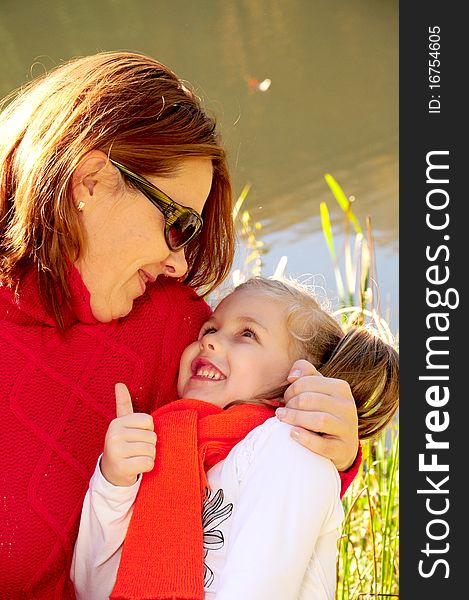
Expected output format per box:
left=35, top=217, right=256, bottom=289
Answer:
left=71, top=150, right=115, bottom=201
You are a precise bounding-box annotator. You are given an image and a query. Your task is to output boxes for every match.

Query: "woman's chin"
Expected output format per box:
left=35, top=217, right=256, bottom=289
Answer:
left=90, top=297, right=133, bottom=323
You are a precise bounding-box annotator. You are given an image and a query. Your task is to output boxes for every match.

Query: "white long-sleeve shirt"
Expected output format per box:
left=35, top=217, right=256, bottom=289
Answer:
left=71, top=417, right=344, bottom=600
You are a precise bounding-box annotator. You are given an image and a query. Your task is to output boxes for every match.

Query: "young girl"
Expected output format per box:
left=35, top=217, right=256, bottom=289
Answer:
left=71, top=276, right=399, bottom=600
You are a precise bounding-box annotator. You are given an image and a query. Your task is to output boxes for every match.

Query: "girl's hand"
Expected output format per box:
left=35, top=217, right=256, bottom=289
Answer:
left=278, top=360, right=359, bottom=472
left=100, top=383, right=157, bottom=487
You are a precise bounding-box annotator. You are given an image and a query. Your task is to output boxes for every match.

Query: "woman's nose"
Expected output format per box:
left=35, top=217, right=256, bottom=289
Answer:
left=163, top=249, right=188, bottom=278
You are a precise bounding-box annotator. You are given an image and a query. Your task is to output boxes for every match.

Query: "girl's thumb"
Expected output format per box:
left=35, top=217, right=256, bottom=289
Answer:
left=115, top=382, right=134, bottom=417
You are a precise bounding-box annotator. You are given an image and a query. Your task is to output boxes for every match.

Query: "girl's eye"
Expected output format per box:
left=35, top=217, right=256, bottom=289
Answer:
left=200, top=326, right=217, bottom=337
left=241, top=328, right=257, bottom=340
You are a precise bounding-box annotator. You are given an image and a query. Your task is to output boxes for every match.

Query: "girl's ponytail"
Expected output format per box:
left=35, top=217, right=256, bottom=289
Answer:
left=320, top=327, right=399, bottom=440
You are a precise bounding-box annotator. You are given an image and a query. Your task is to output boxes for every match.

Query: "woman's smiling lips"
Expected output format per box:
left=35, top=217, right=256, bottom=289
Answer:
left=190, top=357, right=226, bottom=382
left=138, top=269, right=157, bottom=294
left=139, top=269, right=157, bottom=283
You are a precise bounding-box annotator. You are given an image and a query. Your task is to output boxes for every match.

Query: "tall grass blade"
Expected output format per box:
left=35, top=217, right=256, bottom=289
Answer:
left=320, top=201, right=345, bottom=303
left=344, top=218, right=355, bottom=306
left=273, top=255, right=288, bottom=279
left=232, top=183, right=252, bottom=220
left=324, top=173, right=362, bottom=234
left=320, top=201, right=336, bottom=260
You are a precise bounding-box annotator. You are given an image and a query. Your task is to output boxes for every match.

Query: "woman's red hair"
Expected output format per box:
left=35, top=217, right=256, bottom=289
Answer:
left=0, top=51, right=234, bottom=329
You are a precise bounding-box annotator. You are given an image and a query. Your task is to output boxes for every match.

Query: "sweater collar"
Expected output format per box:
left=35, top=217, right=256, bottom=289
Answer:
left=3, top=263, right=98, bottom=327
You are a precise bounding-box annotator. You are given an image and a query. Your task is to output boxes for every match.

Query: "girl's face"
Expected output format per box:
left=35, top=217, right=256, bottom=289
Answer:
left=75, top=157, right=212, bottom=322
left=178, top=288, right=295, bottom=407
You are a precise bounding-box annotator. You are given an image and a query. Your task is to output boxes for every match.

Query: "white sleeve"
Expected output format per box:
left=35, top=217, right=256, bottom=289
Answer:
left=214, top=420, right=341, bottom=600
left=70, top=455, right=141, bottom=600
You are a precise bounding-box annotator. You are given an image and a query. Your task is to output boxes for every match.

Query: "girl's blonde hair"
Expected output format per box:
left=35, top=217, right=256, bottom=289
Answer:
left=0, top=51, right=234, bottom=329
left=236, top=277, right=399, bottom=440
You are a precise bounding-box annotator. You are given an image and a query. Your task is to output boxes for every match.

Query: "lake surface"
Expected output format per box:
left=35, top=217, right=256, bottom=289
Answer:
left=0, top=0, right=398, bottom=331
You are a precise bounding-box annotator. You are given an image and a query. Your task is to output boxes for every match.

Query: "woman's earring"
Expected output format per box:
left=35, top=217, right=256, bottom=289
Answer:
left=76, top=201, right=86, bottom=212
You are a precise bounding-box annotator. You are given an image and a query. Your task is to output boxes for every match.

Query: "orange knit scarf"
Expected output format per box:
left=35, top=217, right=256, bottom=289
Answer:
left=110, top=398, right=275, bottom=600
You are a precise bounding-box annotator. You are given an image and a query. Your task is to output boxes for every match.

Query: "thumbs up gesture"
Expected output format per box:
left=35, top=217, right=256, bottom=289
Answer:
left=100, top=383, right=157, bottom=487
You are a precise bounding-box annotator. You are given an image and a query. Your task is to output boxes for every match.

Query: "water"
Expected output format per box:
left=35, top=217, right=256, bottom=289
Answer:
left=0, top=0, right=398, bottom=331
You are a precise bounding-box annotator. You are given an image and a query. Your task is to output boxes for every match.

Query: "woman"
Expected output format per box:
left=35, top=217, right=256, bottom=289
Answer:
left=0, top=51, right=360, bottom=599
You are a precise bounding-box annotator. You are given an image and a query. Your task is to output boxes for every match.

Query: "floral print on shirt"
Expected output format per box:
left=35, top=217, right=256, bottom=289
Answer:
left=202, top=488, right=233, bottom=587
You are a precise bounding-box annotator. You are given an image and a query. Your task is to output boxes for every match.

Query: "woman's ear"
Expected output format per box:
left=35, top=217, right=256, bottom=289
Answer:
left=71, top=150, right=115, bottom=203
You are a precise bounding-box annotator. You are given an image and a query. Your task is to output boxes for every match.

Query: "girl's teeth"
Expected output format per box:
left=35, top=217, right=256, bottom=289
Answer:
left=196, top=367, right=223, bottom=380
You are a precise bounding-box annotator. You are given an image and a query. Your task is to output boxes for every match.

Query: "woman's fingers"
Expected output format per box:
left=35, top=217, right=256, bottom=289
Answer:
left=276, top=405, right=340, bottom=436
left=288, top=427, right=348, bottom=468
left=278, top=395, right=359, bottom=470
left=287, top=358, right=323, bottom=380
left=284, top=375, right=353, bottom=405
left=281, top=360, right=359, bottom=471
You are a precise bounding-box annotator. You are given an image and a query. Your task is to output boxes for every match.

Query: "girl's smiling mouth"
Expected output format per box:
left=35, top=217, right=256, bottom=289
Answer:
left=191, top=357, right=227, bottom=381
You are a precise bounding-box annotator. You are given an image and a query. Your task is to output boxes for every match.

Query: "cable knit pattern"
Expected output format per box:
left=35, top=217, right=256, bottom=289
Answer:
left=0, top=266, right=212, bottom=599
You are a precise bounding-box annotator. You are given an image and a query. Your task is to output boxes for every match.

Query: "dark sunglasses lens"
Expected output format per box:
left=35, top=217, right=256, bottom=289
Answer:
left=168, top=212, right=201, bottom=250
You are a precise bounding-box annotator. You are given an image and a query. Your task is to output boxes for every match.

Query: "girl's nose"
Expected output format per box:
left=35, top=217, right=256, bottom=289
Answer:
left=200, top=335, right=217, bottom=352
left=162, top=249, right=188, bottom=278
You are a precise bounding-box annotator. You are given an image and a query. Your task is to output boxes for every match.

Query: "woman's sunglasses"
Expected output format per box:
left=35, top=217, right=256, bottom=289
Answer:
left=110, top=159, right=204, bottom=252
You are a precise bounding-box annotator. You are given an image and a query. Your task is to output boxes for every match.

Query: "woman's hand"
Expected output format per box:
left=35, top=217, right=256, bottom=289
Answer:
left=100, top=383, right=157, bottom=487
left=278, top=360, right=359, bottom=471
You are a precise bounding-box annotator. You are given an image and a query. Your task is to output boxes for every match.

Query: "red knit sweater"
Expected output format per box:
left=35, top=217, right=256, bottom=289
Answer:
left=0, top=267, right=211, bottom=599
left=0, top=266, right=360, bottom=599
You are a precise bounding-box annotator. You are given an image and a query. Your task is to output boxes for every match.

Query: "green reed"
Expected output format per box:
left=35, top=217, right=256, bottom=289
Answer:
left=321, top=174, right=399, bottom=598
left=337, top=426, right=399, bottom=599
left=230, top=174, right=399, bottom=599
